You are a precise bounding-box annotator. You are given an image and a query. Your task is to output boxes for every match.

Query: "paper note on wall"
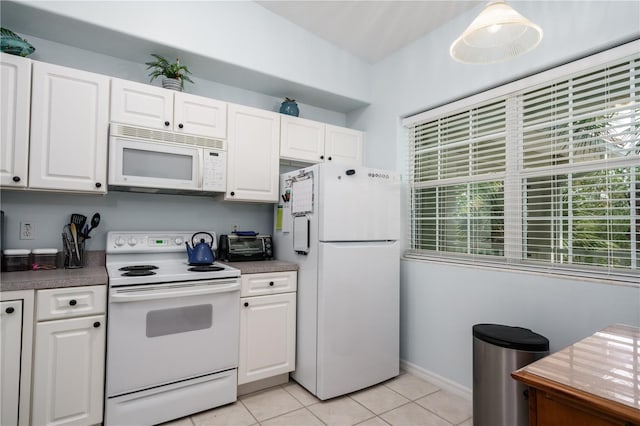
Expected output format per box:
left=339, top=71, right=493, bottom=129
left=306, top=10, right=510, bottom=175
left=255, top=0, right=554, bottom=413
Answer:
left=275, top=206, right=283, bottom=231
left=292, top=178, right=313, bottom=215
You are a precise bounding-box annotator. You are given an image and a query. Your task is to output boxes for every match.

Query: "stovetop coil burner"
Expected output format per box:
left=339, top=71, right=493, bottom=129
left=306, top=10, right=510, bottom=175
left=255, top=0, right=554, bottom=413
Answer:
left=119, top=265, right=159, bottom=272
left=188, top=265, right=225, bottom=272
left=121, top=270, right=157, bottom=277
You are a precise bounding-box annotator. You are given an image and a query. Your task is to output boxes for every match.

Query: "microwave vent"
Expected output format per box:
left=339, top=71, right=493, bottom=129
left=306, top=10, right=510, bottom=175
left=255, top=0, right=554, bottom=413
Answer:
left=110, top=123, right=226, bottom=150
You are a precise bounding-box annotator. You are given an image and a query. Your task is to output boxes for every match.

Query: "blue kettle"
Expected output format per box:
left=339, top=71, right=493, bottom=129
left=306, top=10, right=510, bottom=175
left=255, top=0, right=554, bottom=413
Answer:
left=185, top=232, right=215, bottom=265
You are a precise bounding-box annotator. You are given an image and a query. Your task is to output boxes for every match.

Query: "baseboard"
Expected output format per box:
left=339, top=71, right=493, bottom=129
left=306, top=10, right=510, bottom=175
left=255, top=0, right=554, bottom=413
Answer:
left=400, top=359, right=472, bottom=401
left=237, top=373, right=290, bottom=396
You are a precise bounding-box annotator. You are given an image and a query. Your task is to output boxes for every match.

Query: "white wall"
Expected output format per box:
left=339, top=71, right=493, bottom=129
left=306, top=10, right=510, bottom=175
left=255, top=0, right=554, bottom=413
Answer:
left=349, top=0, right=640, bottom=393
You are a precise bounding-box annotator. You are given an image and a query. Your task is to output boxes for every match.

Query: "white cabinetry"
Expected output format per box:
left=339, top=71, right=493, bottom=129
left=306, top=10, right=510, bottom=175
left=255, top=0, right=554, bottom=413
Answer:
left=0, top=53, right=31, bottom=188
left=0, top=290, right=34, bottom=426
left=325, top=124, right=364, bottom=165
left=31, top=285, right=106, bottom=426
left=110, top=79, right=227, bottom=139
left=29, top=62, right=109, bottom=193
left=280, top=115, right=363, bottom=166
left=238, top=271, right=297, bottom=385
left=226, top=104, right=280, bottom=202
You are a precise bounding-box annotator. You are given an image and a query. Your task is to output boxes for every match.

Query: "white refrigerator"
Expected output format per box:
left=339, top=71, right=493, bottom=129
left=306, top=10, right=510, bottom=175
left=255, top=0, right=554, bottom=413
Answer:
left=274, top=163, right=400, bottom=400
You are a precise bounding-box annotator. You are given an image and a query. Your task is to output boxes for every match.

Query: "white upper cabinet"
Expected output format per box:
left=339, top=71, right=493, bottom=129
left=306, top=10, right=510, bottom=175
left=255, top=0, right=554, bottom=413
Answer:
left=280, top=115, right=325, bottom=163
left=29, top=62, right=109, bottom=193
left=225, top=104, right=280, bottom=202
left=111, top=79, right=227, bottom=139
left=0, top=53, right=31, bottom=188
left=280, top=115, right=364, bottom=166
left=324, top=124, right=364, bottom=165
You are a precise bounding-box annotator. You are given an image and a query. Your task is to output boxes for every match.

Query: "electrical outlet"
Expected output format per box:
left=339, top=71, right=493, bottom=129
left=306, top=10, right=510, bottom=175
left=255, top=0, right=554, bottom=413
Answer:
left=20, top=222, right=35, bottom=240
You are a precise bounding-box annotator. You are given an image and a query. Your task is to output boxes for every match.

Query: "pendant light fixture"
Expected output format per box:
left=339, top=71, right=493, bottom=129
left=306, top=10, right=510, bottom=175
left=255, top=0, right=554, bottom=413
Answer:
left=450, top=1, right=543, bottom=64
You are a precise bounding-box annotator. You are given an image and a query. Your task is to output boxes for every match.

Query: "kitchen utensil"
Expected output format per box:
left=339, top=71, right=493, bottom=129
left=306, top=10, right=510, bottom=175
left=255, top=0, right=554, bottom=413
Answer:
left=84, top=213, right=101, bottom=238
left=70, top=213, right=87, bottom=231
left=185, top=232, right=215, bottom=265
left=69, top=223, right=80, bottom=262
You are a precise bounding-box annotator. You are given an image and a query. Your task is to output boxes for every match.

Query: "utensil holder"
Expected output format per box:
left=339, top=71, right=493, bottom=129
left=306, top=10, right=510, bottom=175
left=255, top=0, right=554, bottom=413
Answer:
left=63, top=238, right=85, bottom=269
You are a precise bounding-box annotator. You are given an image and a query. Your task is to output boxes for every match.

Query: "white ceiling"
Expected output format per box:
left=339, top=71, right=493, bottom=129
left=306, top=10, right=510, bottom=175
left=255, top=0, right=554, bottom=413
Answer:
left=256, top=1, right=482, bottom=63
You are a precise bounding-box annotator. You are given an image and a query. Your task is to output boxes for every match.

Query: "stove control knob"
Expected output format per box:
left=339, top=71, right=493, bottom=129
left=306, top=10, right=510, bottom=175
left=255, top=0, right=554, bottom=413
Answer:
left=174, top=237, right=184, bottom=246
left=115, top=237, right=125, bottom=247
left=128, top=237, right=137, bottom=246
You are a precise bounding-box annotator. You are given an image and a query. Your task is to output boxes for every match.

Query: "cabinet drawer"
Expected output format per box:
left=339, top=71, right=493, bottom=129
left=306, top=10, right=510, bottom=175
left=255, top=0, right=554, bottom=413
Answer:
left=241, top=271, right=297, bottom=297
left=36, top=285, right=106, bottom=321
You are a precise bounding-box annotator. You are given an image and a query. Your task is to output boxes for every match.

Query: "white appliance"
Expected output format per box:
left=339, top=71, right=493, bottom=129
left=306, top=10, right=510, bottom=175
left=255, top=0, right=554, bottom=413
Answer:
left=108, top=123, right=226, bottom=194
left=273, top=163, right=401, bottom=400
left=104, top=231, right=240, bottom=426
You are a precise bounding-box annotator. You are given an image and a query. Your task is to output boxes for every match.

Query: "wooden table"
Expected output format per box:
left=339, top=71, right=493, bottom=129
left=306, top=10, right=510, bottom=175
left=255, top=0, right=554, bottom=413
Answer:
left=512, top=324, right=640, bottom=426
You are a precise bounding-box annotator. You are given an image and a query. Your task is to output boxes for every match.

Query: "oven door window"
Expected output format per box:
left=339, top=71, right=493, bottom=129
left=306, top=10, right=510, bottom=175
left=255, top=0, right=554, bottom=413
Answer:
left=146, top=304, right=212, bottom=337
left=109, top=137, right=201, bottom=190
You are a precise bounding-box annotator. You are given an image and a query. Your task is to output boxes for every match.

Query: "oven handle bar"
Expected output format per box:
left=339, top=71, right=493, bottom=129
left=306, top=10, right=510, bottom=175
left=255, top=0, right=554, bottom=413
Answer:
left=110, top=280, right=240, bottom=303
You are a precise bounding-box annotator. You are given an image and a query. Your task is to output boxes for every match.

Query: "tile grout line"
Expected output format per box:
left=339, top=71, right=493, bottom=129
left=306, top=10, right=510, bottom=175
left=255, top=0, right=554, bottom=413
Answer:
left=238, top=398, right=261, bottom=425
left=278, top=382, right=328, bottom=425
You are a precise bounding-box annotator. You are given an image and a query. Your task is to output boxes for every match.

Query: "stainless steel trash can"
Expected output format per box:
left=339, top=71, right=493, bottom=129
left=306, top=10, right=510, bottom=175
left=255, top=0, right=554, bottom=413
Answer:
left=473, top=323, right=549, bottom=426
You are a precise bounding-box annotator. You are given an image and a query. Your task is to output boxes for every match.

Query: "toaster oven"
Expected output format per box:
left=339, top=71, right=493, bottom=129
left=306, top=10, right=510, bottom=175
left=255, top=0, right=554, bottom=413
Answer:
left=218, top=234, right=273, bottom=261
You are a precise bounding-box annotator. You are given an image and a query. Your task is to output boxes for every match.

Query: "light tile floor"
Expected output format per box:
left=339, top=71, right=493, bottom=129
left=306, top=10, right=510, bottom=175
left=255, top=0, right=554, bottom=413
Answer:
left=162, top=371, right=472, bottom=426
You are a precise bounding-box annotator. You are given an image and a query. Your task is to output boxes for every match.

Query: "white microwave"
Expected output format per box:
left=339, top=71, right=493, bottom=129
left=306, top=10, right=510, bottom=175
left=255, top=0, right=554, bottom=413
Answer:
left=108, top=124, right=226, bottom=194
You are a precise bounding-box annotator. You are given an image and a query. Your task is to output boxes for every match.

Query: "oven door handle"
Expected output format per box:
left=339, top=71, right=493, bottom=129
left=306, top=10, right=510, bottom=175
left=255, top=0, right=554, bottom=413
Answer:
left=110, top=281, right=240, bottom=303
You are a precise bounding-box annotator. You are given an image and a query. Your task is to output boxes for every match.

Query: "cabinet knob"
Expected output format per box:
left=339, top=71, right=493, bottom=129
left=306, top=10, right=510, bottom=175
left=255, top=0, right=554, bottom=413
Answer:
left=320, top=155, right=324, bottom=160
left=164, top=121, right=170, bottom=127
left=178, top=123, right=184, bottom=129
left=328, top=156, right=332, bottom=161
left=69, top=299, right=77, bottom=306
left=95, top=182, right=102, bottom=188
left=93, top=321, right=101, bottom=328
left=12, top=176, right=20, bottom=183
left=269, top=281, right=274, bottom=286
left=243, top=302, right=249, bottom=307
left=5, top=307, right=15, bottom=314
left=230, top=191, right=235, bottom=196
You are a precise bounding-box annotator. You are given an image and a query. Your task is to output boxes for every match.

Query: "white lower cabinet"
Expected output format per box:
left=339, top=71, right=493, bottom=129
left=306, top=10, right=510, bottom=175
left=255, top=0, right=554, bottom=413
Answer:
left=238, top=272, right=297, bottom=385
left=31, top=285, right=106, bottom=426
left=0, top=291, right=34, bottom=426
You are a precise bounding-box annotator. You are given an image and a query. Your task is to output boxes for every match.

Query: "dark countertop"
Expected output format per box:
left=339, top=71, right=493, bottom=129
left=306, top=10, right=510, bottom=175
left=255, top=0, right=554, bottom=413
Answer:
left=1, top=266, right=108, bottom=292
left=221, top=260, right=298, bottom=275
left=1, top=255, right=297, bottom=292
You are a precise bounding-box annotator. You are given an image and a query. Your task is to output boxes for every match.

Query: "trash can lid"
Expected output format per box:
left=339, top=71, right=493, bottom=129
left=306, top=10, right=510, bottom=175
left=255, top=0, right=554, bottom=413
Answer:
left=473, top=323, right=549, bottom=352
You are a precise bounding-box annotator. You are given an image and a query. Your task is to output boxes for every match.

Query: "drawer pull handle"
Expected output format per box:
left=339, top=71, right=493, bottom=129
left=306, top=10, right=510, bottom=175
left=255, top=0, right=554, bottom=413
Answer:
left=5, top=307, right=15, bottom=314
left=164, top=121, right=170, bottom=126
left=69, top=299, right=77, bottom=306
left=93, top=321, right=101, bottom=328
left=244, top=302, right=249, bottom=307
left=269, top=281, right=274, bottom=286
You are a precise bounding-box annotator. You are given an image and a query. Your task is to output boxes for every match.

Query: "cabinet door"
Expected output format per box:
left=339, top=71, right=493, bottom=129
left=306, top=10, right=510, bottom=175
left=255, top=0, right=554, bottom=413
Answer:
left=280, top=115, right=325, bottom=163
left=1, top=300, right=23, bottom=426
left=32, top=315, right=106, bottom=426
left=110, top=78, right=173, bottom=131
left=174, top=92, right=227, bottom=139
left=29, top=62, right=109, bottom=192
left=325, top=124, right=364, bottom=166
left=0, top=53, right=31, bottom=188
left=238, top=293, right=296, bottom=385
left=226, top=104, right=280, bottom=202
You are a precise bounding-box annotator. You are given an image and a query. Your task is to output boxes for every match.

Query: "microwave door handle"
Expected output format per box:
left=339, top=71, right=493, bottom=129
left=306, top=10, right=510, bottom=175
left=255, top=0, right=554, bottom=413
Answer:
left=110, top=281, right=240, bottom=303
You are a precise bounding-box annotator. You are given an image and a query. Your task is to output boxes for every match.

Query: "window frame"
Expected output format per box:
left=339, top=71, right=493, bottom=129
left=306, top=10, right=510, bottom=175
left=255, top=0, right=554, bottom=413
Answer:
left=403, top=40, right=640, bottom=285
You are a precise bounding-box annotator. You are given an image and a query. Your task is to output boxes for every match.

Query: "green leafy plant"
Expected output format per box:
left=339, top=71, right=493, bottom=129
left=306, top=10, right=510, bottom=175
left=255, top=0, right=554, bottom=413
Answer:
left=145, top=54, right=194, bottom=88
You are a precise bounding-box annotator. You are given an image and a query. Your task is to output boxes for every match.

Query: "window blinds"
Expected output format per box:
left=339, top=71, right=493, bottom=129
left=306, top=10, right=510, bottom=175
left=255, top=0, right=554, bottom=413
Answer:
left=406, top=44, right=639, bottom=280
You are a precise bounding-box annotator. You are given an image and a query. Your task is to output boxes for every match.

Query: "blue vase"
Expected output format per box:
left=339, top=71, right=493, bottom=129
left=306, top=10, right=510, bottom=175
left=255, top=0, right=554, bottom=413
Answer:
left=279, top=101, right=299, bottom=117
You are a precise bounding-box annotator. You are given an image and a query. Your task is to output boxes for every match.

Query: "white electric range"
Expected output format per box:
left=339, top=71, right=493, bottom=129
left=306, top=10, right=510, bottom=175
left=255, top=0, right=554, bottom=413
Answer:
left=104, top=231, right=240, bottom=426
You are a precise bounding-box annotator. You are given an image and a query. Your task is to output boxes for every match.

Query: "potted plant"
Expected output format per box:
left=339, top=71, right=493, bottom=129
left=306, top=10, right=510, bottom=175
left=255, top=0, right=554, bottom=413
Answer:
left=145, top=54, right=193, bottom=91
